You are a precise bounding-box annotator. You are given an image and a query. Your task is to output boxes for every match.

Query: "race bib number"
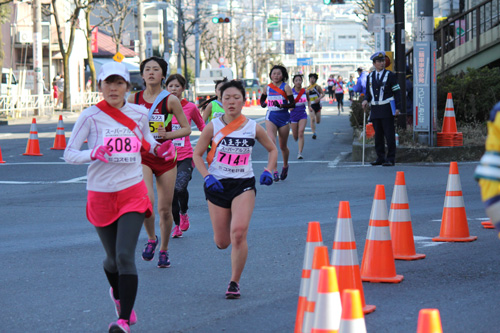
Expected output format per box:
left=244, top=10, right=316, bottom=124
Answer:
left=149, top=114, right=165, bottom=140
left=103, top=127, right=141, bottom=163
left=217, top=152, right=250, bottom=166
left=172, top=124, right=185, bottom=147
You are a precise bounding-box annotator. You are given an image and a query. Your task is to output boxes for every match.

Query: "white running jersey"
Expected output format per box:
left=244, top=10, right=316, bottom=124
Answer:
left=208, top=117, right=257, bottom=180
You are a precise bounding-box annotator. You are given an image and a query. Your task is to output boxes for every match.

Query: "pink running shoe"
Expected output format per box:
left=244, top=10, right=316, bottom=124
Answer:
left=109, top=287, right=137, bottom=325
left=171, top=225, right=183, bottom=238
left=108, top=319, right=130, bottom=333
left=180, top=213, right=190, bottom=231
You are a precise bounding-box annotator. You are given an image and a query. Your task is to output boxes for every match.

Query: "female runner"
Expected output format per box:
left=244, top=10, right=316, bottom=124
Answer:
left=306, top=73, right=325, bottom=140
left=64, top=62, right=176, bottom=332
left=201, top=78, right=228, bottom=123
left=290, top=74, right=309, bottom=160
left=166, top=74, right=206, bottom=238
left=193, top=80, right=278, bottom=299
left=259, top=65, right=295, bottom=181
left=127, top=56, right=191, bottom=268
left=334, top=75, right=345, bottom=115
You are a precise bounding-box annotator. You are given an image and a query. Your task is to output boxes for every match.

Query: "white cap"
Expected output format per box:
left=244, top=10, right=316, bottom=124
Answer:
left=98, top=62, right=130, bottom=83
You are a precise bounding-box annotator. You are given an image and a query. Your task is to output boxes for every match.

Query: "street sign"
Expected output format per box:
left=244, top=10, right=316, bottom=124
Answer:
left=145, top=31, right=153, bottom=58
left=367, top=13, right=395, bottom=33
left=219, top=57, right=225, bottom=64
left=285, top=40, right=294, bottom=55
left=113, top=52, right=124, bottom=63
left=413, top=41, right=437, bottom=135
left=297, top=57, right=313, bottom=66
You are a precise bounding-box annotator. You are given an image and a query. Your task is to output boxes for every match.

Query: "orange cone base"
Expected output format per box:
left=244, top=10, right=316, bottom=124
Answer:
left=482, top=221, right=495, bottom=229
left=361, top=274, right=403, bottom=283
left=363, top=304, right=376, bottom=314
left=50, top=146, right=65, bottom=150
left=432, top=235, right=477, bottom=242
left=394, top=253, right=426, bottom=261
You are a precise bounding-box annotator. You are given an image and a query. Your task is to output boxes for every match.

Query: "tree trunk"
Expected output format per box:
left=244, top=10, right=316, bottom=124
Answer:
left=85, top=9, right=96, bottom=91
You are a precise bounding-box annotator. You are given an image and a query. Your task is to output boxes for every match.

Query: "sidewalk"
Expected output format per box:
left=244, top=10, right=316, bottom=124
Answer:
left=2, top=110, right=80, bottom=126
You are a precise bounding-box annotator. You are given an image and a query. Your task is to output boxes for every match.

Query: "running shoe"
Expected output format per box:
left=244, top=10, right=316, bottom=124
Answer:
left=108, top=319, right=130, bottom=333
left=312, top=133, right=317, bottom=139
left=273, top=171, right=280, bottom=182
left=297, top=153, right=303, bottom=160
left=280, top=166, right=289, bottom=181
left=171, top=225, right=183, bottom=238
left=157, top=250, right=171, bottom=268
left=180, top=213, right=190, bottom=231
left=142, top=236, right=158, bottom=261
left=109, top=288, right=137, bottom=325
left=225, top=281, right=240, bottom=299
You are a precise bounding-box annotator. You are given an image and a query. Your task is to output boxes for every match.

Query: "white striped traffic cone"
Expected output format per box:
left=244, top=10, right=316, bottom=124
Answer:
left=339, top=289, right=367, bottom=333
left=295, top=221, right=324, bottom=333
left=331, top=201, right=375, bottom=314
left=433, top=162, right=477, bottom=242
left=388, top=172, right=425, bottom=260
left=311, top=266, right=341, bottom=333
left=302, top=246, right=330, bottom=333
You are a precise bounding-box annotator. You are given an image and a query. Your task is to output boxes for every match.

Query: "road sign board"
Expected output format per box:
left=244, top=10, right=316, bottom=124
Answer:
left=297, top=57, right=313, bottom=66
left=284, top=40, right=294, bottom=55
left=367, top=13, right=395, bottom=33
left=113, top=52, right=124, bottom=63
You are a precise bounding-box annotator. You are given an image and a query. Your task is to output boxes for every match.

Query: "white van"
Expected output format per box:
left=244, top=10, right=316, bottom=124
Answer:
left=1, top=68, right=19, bottom=97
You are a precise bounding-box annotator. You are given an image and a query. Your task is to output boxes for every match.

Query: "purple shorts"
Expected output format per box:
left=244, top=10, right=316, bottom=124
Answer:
left=290, top=111, right=307, bottom=123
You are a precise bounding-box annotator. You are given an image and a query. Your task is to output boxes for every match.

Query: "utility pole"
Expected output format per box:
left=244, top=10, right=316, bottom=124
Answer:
left=395, top=0, right=406, bottom=128
left=137, top=0, right=146, bottom=62
left=252, top=0, right=256, bottom=78
left=176, top=0, right=182, bottom=74
left=194, top=0, right=200, bottom=78
left=230, top=0, right=235, bottom=77
left=163, top=6, right=169, bottom=65
left=33, top=0, right=43, bottom=115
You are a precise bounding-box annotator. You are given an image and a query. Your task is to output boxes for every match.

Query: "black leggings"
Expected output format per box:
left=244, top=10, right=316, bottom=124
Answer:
left=173, top=158, right=194, bottom=225
left=335, top=93, right=344, bottom=107
left=95, top=212, right=144, bottom=275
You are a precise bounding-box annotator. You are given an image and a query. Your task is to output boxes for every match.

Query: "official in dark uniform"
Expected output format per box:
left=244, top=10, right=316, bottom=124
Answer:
left=362, top=51, right=402, bottom=166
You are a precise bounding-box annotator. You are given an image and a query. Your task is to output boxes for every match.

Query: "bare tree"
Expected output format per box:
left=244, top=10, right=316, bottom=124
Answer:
left=92, top=0, right=134, bottom=54
left=0, top=1, right=12, bottom=69
left=49, top=0, right=94, bottom=109
left=83, top=2, right=99, bottom=91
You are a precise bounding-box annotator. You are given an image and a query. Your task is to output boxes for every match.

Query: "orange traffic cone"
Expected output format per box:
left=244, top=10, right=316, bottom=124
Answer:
left=251, top=91, right=258, bottom=106
left=245, top=92, right=251, bottom=107
left=482, top=220, right=495, bottom=229
left=302, top=246, right=330, bottom=333
left=23, top=118, right=43, bottom=156
left=0, top=144, right=6, bottom=163
left=416, top=309, right=443, bottom=333
left=295, top=222, right=324, bottom=333
left=437, top=93, right=463, bottom=146
left=339, top=289, right=367, bottom=333
left=433, top=162, right=477, bottom=242
left=51, top=115, right=67, bottom=150
left=311, top=266, right=341, bottom=333
left=389, top=172, right=426, bottom=260
left=442, top=93, right=457, bottom=133
left=360, top=185, right=403, bottom=283
left=331, top=201, right=375, bottom=314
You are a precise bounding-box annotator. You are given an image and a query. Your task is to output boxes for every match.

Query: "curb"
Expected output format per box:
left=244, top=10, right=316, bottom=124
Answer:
left=352, top=140, right=484, bottom=162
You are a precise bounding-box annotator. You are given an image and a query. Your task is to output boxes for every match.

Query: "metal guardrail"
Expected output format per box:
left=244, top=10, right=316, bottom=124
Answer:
left=0, top=92, right=102, bottom=119
left=406, top=0, right=499, bottom=75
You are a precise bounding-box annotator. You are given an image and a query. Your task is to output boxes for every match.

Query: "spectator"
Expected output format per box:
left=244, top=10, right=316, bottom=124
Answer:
left=353, top=67, right=367, bottom=97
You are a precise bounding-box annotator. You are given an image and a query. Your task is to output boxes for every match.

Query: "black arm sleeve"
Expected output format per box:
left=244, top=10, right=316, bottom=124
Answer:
left=279, top=95, right=296, bottom=109
left=260, top=93, right=267, bottom=108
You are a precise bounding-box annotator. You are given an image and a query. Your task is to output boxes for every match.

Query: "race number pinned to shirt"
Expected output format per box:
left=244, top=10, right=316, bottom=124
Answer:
left=149, top=114, right=165, bottom=140
left=103, top=127, right=141, bottom=163
left=172, top=124, right=185, bottom=147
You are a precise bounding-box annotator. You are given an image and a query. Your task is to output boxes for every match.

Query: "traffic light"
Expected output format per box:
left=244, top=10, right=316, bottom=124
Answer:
left=212, top=16, right=230, bottom=24
left=323, top=0, right=345, bottom=4
left=166, top=21, right=174, bottom=39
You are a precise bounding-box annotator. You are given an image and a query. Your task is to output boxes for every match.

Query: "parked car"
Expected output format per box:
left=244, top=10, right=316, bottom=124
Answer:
left=1, top=68, right=19, bottom=97
left=242, top=78, right=261, bottom=97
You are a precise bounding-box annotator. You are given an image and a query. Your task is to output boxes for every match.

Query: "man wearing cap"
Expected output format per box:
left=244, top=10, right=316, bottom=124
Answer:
left=362, top=51, right=402, bottom=166
left=353, top=67, right=367, bottom=96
